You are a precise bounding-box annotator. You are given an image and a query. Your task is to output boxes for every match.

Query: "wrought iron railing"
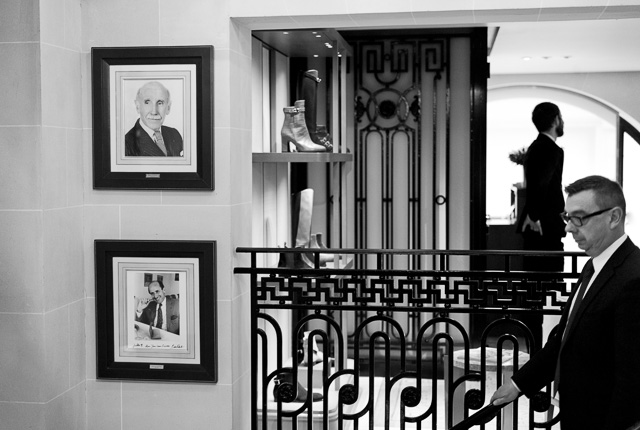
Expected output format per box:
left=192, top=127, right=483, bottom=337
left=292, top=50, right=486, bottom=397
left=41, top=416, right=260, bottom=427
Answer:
left=234, top=247, right=586, bottom=430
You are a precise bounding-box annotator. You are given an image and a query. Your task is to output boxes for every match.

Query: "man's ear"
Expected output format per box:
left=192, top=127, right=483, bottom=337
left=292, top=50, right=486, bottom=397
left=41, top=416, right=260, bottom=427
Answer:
left=609, top=207, right=624, bottom=228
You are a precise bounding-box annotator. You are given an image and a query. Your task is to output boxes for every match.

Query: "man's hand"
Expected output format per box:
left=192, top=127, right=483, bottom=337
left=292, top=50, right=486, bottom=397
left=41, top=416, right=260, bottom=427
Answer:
left=137, top=297, right=151, bottom=313
left=490, top=379, right=520, bottom=406
left=522, top=215, right=543, bottom=235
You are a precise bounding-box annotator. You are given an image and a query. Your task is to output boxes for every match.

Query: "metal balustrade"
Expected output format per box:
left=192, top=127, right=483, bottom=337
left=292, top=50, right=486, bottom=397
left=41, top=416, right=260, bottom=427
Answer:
left=234, top=247, right=586, bottom=430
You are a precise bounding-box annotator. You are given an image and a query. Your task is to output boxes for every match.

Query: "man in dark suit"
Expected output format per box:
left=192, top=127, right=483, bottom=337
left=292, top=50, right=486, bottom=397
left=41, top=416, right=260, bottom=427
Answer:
left=135, top=280, right=180, bottom=335
left=516, top=102, right=566, bottom=348
left=125, top=81, right=184, bottom=157
left=492, top=175, right=640, bottom=430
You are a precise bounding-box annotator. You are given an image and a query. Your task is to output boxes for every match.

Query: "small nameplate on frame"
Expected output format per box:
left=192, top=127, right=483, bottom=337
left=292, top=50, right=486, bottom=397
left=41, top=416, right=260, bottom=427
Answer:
left=146, top=173, right=161, bottom=179
left=149, top=364, right=164, bottom=370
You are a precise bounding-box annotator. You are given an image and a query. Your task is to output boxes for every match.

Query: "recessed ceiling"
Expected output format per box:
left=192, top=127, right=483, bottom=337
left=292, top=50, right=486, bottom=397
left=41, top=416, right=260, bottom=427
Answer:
left=253, top=18, right=640, bottom=76
left=489, top=18, right=640, bottom=75
left=253, top=28, right=350, bottom=58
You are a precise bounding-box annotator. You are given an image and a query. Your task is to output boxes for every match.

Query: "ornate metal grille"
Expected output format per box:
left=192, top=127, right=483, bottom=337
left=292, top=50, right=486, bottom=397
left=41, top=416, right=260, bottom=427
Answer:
left=235, top=247, right=583, bottom=429
left=347, top=30, right=486, bottom=271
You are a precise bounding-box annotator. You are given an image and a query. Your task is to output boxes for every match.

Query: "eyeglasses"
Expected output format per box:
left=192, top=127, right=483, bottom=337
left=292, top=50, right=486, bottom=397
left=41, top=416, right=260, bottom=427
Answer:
left=560, top=207, right=614, bottom=227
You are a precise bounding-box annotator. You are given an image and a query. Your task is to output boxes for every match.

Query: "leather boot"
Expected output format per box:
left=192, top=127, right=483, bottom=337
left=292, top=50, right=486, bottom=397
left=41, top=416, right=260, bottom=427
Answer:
left=292, top=189, right=314, bottom=249
left=273, top=372, right=323, bottom=402
left=278, top=189, right=316, bottom=269
left=292, top=189, right=318, bottom=268
left=309, top=233, right=332, bottom=264
left=297, top=69, right=322, bottom=145
left=280, top=101, right=325, bottom=152
left=315, top=125, right=333, bottom=151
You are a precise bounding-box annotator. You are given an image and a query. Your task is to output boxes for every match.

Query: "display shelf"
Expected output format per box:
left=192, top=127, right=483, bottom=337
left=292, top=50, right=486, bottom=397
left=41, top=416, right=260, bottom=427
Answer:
left=253, top=152, right=352, bottom=163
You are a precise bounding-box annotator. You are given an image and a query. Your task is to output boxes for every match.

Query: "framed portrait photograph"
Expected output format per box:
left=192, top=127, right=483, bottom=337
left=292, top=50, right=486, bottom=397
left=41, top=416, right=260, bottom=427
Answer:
left=92, top=46, right=214, bottom=190
left=95, top=240, right=217, bottom=382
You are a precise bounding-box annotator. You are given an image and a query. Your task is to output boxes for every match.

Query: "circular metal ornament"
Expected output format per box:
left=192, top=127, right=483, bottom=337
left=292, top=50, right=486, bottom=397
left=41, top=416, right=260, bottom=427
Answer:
left=532, top=392, right=551, bottom=412
left=339, top=384, right=358, bottom=405
left=378, top=100, right=397, bottom=119
left=465, top=389, right=484, bottom=410
left=401, top=386, right=421, bottom=407
left=274, top=382, right=295, bottom=403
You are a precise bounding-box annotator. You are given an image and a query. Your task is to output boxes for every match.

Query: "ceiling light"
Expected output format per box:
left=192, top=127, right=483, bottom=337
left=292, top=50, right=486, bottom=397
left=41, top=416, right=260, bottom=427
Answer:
left=522, top=56, right=531, bottom=61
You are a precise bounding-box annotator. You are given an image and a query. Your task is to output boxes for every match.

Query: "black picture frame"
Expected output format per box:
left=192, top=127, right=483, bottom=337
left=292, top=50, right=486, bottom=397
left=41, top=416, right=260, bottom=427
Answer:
left=95, top=240, right=217, bottom=382
left=92, top=46, right=214, bottom=190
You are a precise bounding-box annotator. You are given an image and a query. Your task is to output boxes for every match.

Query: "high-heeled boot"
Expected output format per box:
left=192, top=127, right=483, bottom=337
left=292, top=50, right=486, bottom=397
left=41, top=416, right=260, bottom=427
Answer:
left=309, top=233, right=333, bottom=264
left=297, top=70, right=322, bottom=145
left=292, top=189, right=318, bottom=268
left=277, top=189, right=316, bottom=269
left=273, top=372, right=323, bottom=402
left=280, top=100, right=326, bottom=153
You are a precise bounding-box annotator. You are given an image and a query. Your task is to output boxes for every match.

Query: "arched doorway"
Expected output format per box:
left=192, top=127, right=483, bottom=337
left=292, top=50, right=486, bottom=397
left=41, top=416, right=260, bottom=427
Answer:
left=487, top=84, right=640, bottom=252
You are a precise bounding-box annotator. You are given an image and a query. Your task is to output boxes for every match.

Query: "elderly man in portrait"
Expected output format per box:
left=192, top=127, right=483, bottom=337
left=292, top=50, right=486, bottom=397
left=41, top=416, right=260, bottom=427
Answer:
left=125, top=81, right=184, bottom=157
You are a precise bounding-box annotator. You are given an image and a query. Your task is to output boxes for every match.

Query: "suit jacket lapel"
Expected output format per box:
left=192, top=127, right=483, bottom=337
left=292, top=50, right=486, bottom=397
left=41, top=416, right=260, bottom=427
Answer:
left=565, top=238, right=634, bottom=341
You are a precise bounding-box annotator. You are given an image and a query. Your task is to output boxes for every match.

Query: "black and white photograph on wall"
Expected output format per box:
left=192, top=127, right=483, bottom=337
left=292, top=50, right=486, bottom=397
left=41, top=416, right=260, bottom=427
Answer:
left=92, top=45, right=214, bottom=190
left=95, top=240, right=217, bottom=382
left=128, top=270, right=187, bottom=351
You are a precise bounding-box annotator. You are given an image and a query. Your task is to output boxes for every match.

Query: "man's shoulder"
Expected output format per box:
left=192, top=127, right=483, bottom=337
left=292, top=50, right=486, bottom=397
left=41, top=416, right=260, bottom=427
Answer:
left=161, top=125, right=182, bottom=140
left=125, top=120, right=142, bottom=140
left=161, top=124, right=180, bottom=133
left=530, top=134, right=559, bottom=147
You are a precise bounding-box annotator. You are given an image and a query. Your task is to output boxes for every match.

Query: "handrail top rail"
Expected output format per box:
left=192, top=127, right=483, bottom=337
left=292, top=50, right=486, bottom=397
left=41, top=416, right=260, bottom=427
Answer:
left=235, top=246, right=586, bottom=257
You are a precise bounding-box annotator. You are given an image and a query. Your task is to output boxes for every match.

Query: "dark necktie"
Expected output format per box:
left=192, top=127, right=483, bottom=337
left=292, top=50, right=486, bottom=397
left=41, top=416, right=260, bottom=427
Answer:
left=156, top=303, right=163, bottom=330
left=554, top=259, right=594, bottom=392
left=154, top=130, right=168, bottom=155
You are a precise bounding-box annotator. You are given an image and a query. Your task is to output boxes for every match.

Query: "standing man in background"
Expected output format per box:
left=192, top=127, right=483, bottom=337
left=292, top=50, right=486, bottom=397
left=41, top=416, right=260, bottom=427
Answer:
left=516, top=102, right=567, bottom=349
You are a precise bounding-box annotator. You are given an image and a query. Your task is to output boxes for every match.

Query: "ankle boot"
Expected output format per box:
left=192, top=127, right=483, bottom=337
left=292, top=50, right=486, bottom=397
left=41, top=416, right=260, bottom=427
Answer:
left=280, top=101, right=326, bottom=152
left=315, top=125, right=333, bottom=151
left=297, top=69, right=322, bottom=145
left=273, top=372, right=323, bottom=402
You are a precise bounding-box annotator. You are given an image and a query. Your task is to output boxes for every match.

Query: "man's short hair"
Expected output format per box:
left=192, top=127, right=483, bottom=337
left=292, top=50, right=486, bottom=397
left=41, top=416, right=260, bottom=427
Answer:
left=532, top=102, right=561, bottom=132
left=565, top=175, right=626, bottom=215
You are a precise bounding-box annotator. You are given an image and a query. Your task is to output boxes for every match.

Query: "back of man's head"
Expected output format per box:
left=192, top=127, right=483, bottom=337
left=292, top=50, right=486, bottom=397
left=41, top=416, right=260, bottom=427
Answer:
left=532, top=102, right=560, bottom=132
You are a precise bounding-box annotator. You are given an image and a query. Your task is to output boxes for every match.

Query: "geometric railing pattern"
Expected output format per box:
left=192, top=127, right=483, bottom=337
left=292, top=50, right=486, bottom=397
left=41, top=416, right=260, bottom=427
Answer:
left=235, top=247, right=586, bottom=430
